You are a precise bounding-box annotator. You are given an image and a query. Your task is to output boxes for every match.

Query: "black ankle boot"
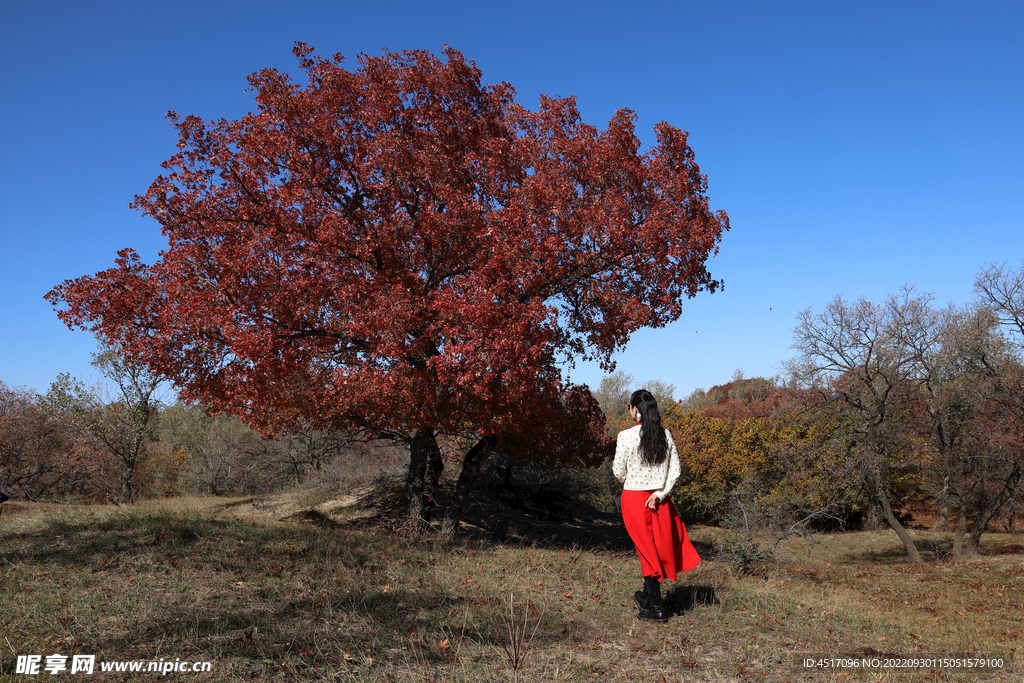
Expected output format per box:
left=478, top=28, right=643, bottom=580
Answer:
left=633, top=589, right=654, bottom=611
left=636, top=576, right=665, bottom=620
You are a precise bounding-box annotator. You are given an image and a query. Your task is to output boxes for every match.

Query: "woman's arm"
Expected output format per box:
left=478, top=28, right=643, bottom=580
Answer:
left=654, top=430, right=681, bottom=501
left=612, top=431, right=629, bottom=482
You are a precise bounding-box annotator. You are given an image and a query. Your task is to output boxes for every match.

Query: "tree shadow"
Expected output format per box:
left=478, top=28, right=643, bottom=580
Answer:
left=348, top=467, right=642, bottom=551
left=284, top=508, right=344, bottom=529
left=855, top=539, right=946, bottom=564
left=0, top=510, right=251, bottom=569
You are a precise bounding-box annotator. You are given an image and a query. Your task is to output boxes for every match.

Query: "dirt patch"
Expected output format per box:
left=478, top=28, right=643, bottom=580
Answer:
left=987, top=544, right=1024, bottom=555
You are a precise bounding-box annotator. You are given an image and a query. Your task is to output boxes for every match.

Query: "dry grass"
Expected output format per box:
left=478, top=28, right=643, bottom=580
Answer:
left=1, top=484, right=1021, bottom=682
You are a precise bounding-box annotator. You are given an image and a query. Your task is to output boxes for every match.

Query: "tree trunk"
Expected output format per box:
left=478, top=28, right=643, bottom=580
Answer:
left=406, top=429, right=438, bottom=533
left=873, top=474, right=921, bottom=562
left=500, top=454, right=514, bottom=489
left=120, top=468, right=133, bottom=505
left=932, top=476, right=951, bottom=532
left=953, top=505, right=966, bottom=556
left=964, top=514, right=987, bottom=558
left=933, top=501, right=949, bottom=532
left=423, top=437, right=444, bottom=522
left=965, top=465, right=1021, bottom=557
left=441, top=436, right=497, bottom=541
left=120, top=433, right=143, bottom=504
left=1003, top=508, right=1018, bottom=533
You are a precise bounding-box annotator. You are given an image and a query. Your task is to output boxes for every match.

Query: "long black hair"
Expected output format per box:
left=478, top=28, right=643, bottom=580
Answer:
left=630, top=389, right=669, bottom=466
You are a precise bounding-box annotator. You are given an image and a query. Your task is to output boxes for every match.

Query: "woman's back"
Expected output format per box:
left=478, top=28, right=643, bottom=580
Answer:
left=613, top=424, right=679, bottom=500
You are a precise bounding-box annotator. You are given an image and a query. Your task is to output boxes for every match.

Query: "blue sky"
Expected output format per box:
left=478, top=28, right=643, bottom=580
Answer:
left=2, top=0, right=1022, bottom=399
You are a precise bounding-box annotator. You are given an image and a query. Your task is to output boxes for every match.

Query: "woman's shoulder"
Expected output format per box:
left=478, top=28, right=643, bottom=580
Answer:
left=616, top=424, right=641, bottom=438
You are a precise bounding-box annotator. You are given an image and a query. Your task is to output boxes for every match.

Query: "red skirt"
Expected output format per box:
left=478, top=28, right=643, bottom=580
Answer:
left=621, top=490, right=701, bottom=581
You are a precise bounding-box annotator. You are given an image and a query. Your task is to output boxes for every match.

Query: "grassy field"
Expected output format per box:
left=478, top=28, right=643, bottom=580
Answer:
left=1, top=481, right=1021, bottom=682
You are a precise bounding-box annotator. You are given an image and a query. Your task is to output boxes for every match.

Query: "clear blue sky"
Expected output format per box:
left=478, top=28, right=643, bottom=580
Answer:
left=2, top=0, right=1022, bottom=399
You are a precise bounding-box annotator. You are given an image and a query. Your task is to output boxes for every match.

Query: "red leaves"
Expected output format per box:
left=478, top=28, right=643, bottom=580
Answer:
left=47, top=44, right=728, bottom=445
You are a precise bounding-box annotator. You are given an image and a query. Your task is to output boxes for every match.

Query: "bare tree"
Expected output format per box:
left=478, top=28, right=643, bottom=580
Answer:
left=593, top=371, right=677, bottom=435
left=975, top=261, right=1024, bottom=345
left=791, top=282, right=1024, bottom=560
left=158, top=403, right=260, bottom=495
left=955, top=262, right=1024, bottom=551
left=592, top=372, right=634, bottom=435
left=895, top=298, right=1024, bottom=556
left=270, top=422, right=353, bottom=483
left=787, top=289, right=930, bottom=561
left=42, top=339, right=167, bottom=504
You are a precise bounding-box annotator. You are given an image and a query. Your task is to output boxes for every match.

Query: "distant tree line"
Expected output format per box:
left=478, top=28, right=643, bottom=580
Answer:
left=0, top=340, right=397, bottom=505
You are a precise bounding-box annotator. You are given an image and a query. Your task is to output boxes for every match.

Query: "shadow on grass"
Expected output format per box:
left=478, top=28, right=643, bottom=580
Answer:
left=284, top=509, right=344, bottom=529
left=0, top=508, right=377, bottom=572
left=690, top=538, right=716, bottom=559
left=856, top=537, right=956, bottom=564
left=664, top=584, right=719, bottom=616
left=348, top=469, right=639, bottom=552
left=106, top=589, right=488, bottom=667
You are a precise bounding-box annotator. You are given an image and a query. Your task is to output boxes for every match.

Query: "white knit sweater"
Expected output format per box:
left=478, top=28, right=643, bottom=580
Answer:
left=612, top=424, right=681, bottom=501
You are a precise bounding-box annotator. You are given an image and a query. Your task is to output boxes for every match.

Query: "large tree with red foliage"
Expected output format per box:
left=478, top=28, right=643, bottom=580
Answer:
left=47, top=45, right=729, bottom=534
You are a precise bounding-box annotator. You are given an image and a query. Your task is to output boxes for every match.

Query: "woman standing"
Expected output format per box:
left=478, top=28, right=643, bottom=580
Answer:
left=613, top=389, right=701, bottom=620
